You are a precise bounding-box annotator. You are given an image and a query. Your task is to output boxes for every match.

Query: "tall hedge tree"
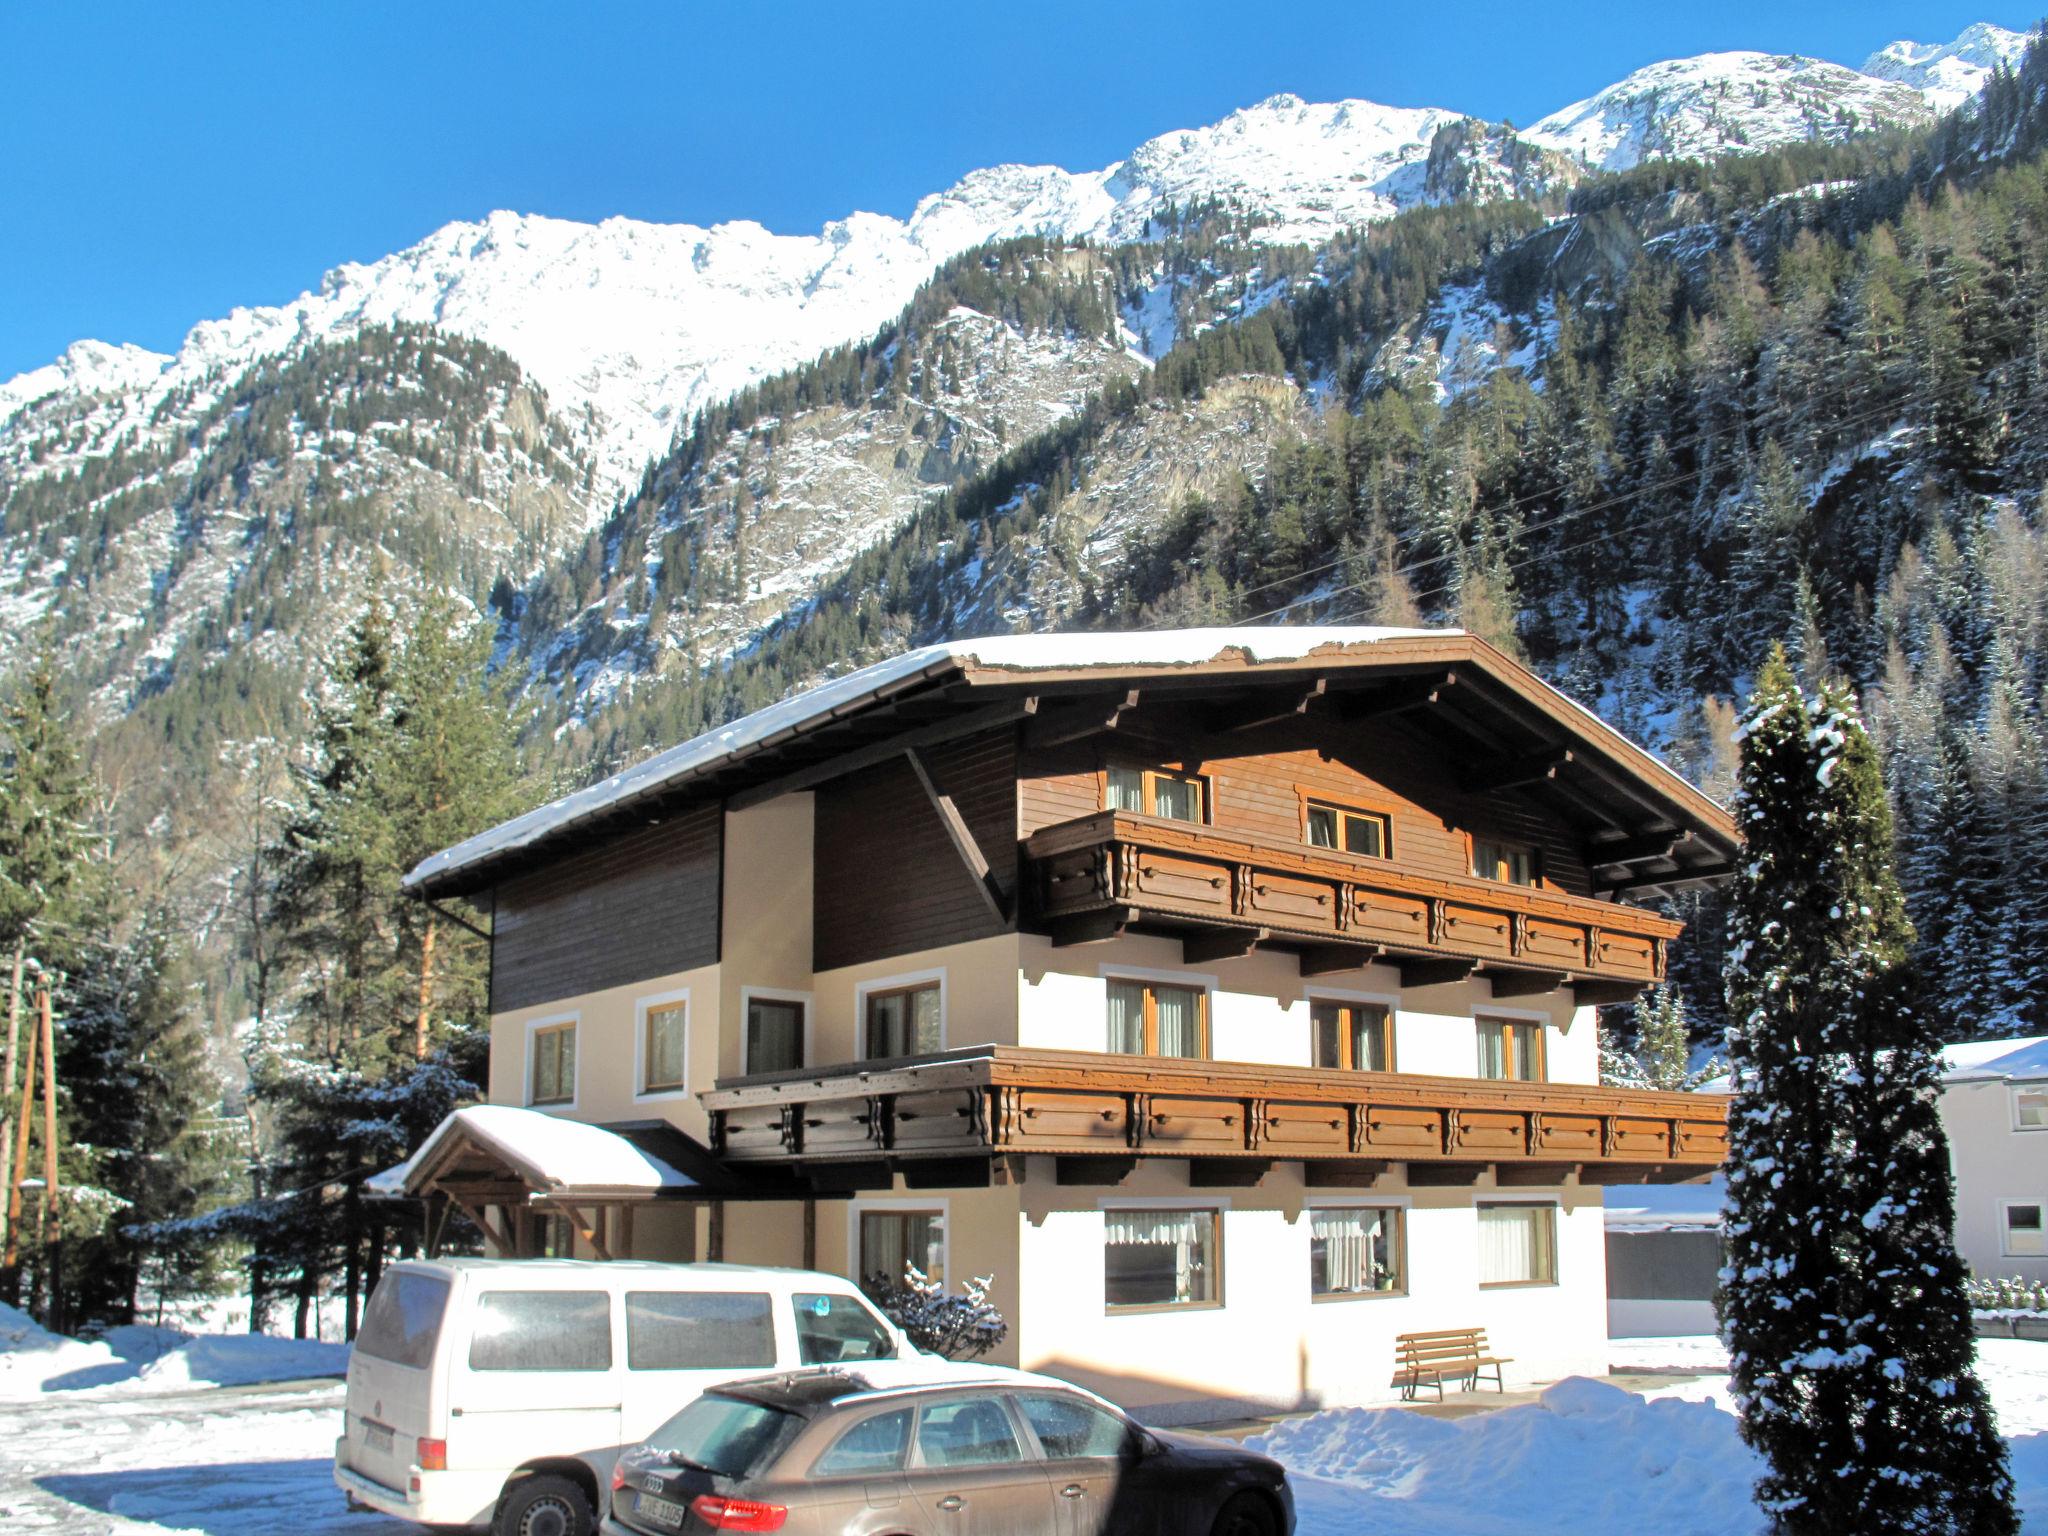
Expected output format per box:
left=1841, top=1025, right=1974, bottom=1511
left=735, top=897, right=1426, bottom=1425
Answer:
left=1720, top=647, right=2013, bottom=1535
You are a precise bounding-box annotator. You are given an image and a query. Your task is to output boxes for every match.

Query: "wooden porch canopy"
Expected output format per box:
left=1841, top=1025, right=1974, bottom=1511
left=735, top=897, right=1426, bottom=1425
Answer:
left=703, top=1046, right=1731, bottom=1191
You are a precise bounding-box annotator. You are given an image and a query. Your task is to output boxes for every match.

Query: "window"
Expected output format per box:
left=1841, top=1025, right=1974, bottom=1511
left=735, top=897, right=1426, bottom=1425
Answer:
left=1477, top=1017, right=1544, bottom=1081
left=625, top=1291, right=775, bottom=1370
left=1106, top=765, right=1205, bottom=822
left=1106, top=979, right=1207, bottom=1059
left=915, top=1396, right=1026, bottom=1468
left=1311, top=1000, right=1392, bottom=1072
left=529, top=1020, right=576, bottom=1105
left=1473, top=838, right=1538, bottom=886
left=859, top=1209, right=946, bottom=1288
left=644, top=1396, right=803, bottom=1481
left=745, top=995, right=806, bottom=1074
left=865, top=982, right=941, bottom=1059
left=1478, top=1204, right=1557, bottom=1287
left=815, top=1408, right=913, bottom=1476
left=468, top=1290, right=612, bottom=1371
left=791, top=1292, right=898, bottom=1365
left=354, top=1272, right=451, bottom=1369
left=1015, top=1394, right=1129, bottom=1459
left=1305, top=800, right=1391, bottom=859
left=2005, top=1203, right=2047, bottom=1258
left=1309, top=1207, right=1404, bottom=1298
left=643, top=1000, right=688, bottom=1093
left=2016, top=1090, right=2048, bottom=1130
left=1105, top=1209, right=1220, bottom=1309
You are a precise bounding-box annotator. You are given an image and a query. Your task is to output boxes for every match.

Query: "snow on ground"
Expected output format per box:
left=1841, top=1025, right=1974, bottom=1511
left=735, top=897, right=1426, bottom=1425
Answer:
left=0, top=1304, right=347, bottom=1399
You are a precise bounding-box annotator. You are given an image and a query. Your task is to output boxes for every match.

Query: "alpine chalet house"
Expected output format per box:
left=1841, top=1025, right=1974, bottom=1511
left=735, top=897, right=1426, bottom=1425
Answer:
left=395, top=627, right=1737, bottom=1422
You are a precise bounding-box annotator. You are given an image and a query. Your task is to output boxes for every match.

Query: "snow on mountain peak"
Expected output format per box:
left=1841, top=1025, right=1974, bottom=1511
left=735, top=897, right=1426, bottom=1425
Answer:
left=1861, top=21, right=2030, bottom=113
left=0, top=338, right=170, bottom=422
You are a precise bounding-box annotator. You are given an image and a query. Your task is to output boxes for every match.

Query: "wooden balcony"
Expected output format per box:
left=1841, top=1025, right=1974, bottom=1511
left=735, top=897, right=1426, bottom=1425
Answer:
left=1024, top=810, right=1684, bottom=1005
left=702, top=1046, right=1728, bottom=1189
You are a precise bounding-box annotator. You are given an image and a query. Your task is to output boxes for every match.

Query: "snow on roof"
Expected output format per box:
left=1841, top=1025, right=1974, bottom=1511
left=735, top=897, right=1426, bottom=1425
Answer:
left=1942, top=1036, right=2048, bottom=1084
left=367, top=1105, right=695, bottom=1198
left=403, top=625, right=1448, bottom=892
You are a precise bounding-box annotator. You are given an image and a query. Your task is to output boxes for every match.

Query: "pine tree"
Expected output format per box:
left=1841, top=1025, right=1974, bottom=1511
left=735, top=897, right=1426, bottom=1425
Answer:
left=1720, top=647, right=2013, bottom=1536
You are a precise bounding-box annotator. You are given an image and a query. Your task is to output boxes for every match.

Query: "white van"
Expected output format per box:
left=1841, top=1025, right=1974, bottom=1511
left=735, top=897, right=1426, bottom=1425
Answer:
left=333, top=1258, right=967, bottom=1535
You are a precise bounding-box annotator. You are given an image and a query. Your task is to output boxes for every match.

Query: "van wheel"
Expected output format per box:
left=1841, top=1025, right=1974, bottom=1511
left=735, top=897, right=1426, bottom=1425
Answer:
left=1211, top=1492, right=1278, bottom=1536
left=495, top=1474, right=594, bottom=1536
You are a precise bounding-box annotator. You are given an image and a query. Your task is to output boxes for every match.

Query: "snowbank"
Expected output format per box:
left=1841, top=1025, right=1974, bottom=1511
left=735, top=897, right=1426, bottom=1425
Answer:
left=1256, top=1377, right=1766, bottom=1535
left=0, top=1302, right=346, bottom=1398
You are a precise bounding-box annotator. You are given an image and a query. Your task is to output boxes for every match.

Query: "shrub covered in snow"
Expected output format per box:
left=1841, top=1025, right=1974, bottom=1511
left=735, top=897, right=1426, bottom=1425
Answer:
left=863, top=1267, right=1007, bottom=1360
left=1967, top=1277, right=2048, bottom=1315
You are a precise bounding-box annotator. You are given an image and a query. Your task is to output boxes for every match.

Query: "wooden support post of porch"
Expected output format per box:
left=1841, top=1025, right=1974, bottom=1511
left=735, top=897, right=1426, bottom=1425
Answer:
left=708, top=1200, right=726, bottom=1263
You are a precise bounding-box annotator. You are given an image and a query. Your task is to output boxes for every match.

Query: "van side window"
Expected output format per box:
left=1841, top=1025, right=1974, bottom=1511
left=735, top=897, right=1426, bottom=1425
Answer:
left=468, top=1290, right=613, bottom=1371
left=791, top=1292, right=898, bottom=1365
left=814, top=1408, right=913, bottom=1476
left=355, top=1272, right=450, bottom=1369
left=626, top=1291, right=775, bottom=1370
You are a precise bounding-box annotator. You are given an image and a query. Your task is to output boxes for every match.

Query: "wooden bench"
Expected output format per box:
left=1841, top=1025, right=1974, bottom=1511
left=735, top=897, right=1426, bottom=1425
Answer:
left=1393, top=1328, right=1511, bottom=1401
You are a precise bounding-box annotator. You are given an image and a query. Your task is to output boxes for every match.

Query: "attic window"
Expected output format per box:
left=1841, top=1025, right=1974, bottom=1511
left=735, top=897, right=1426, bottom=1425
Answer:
left=1106, top=766, right=1205, bottom=823
left=1305, top=800, right=1391, bottom=859
left=1473, top=838, right=1538, bottom=887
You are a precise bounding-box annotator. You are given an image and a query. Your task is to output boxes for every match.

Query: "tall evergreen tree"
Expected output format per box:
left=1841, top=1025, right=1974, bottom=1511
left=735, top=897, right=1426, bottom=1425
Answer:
left=1720, top=647, right=2013, bottom=1536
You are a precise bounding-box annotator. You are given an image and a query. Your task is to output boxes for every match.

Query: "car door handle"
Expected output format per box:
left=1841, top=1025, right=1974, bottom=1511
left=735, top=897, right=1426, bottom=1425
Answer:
left=1061, top=1484, right=1086, bottom=1499
left=938, top=1495, right=964, bottom=1510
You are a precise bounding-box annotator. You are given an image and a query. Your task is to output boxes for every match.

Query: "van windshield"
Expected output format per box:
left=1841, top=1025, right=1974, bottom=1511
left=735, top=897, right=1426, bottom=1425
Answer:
left=355, top=1272, right=451, bottom=1370
left=642, top=1395, right=802, bottom=1479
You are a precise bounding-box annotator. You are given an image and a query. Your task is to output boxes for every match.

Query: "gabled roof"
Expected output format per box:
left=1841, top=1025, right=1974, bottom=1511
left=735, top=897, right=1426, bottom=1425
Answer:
left=1941, top=1036, right=2048, bottom=1085
left=405, top=625, right=1739, bottom=900
left=367, top=1105, right=696, bottom=1200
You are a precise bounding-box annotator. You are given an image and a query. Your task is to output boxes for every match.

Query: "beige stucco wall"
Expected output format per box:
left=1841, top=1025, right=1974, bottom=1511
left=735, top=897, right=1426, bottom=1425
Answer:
left=719, top=795, right=816, bottom=1078
left=1941, top=1079, right=2048, bottom=1282
left=810, top=934, right=1026, bottom=1063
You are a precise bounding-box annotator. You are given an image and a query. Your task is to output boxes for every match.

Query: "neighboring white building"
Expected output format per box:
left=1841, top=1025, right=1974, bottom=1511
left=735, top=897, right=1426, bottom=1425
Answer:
left=1604, top=1177, right=1724, bottom=1338
left=1941, top=1036, right=2048, bottom=1283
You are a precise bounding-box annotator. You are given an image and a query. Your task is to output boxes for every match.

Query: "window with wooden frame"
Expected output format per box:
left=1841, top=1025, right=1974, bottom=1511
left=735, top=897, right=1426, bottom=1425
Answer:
left=529, top=1021, right=576, bottom=1105
left=865, top=982, right=942, bottom=1059
left=859, top=1209, right=947, bottom=1288
left=745, top=996, right=806, bottom=1075
left=1104, top=764, right=1206, bottom=823
left=1309, top=1206, right=1404, bottom=1298
left=1304, top=798, right=1392, bottom=859
left=1478, top=1202, right=1558, bottom=1286
left=1472, top=837, right=1539, bottom=887
left=1311, top=1000, right=1393, bottom=1072
left=1106, top=978, right=1208, bottom=1059
left=642, top=1000, right=688, bottom=1093
left=1476, top=1017, right=1545, bottom=1082
left=1105, top=1208, right=1221, bottom=1309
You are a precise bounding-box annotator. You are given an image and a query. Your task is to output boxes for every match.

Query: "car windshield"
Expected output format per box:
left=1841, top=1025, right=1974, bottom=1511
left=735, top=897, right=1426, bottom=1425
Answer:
left=791, top=1292, right=898, bottom=1364
left=642, top=1395, right=803, bottom=1479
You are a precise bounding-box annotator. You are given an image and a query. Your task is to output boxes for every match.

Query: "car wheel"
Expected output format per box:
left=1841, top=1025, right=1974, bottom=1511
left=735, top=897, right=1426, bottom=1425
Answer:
left=495, top=1474, right=595, bottom=1536
left=1210, top=1491, right=1278, bottom=1536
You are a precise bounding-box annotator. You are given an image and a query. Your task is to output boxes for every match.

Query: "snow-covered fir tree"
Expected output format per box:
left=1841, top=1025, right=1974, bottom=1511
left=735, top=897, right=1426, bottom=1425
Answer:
left=1719, top=646, right=2013, bottom=1536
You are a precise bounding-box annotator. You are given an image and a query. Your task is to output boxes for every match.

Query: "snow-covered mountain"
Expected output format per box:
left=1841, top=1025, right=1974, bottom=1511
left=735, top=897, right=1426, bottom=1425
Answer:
left=1861, top=22, right=2030, bottom=113
left=1, top=24, right=2015, bottom=502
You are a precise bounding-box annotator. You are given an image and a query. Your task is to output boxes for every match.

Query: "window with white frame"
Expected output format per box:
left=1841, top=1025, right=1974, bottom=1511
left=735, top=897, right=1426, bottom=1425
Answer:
left=642, top=999, right=687, bottom=1094
left=745, top=995, right=805, bottom=1074
left=865, top=982, right=941, bottom=1059
left=2004, top=1202, right=2047, bottom=1257
left=1478, top=1202, right=1557, bottom=1286
left=1309, top=1206, right=1404, bottom=1297
left=2016, top=1089, right=2048, bottom=1130
left=1105, top=1209, right=1220, bottom=1309
left=529, top=1021, right=576, bottom=1106
left=859, top=1208, right=946, bottom=1288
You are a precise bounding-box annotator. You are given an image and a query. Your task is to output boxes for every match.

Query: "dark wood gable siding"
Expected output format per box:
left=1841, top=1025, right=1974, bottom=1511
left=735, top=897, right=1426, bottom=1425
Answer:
left=490, top=803, right=723, bottom=1013
left=814, top=727, right=1019, bottom=971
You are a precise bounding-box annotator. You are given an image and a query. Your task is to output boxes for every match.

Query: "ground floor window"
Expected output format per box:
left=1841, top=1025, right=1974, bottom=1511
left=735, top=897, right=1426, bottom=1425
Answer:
left=860, top=1208, right=946, bottom=1287
left=1478, top=1202, right=1557, bottom=1286
left=2004, top=1201, right=2046, bottom=1257
left=1105, top=1208, right=1220, bottom=1309
left=745, top=995, right=806, bottom=1074
left=1309, top=1206, right=1404, bottom=1297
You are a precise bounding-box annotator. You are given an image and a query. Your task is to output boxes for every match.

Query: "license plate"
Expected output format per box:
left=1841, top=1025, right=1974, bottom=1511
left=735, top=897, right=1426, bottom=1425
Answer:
left=360, top=1419, right=395, bottom=1455
left=635, top=1492, right=687, bottom=1529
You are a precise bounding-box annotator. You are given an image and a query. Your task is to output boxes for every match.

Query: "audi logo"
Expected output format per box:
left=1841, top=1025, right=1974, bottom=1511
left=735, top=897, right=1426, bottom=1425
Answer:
left=640, top=1475, right=665, bottom=1495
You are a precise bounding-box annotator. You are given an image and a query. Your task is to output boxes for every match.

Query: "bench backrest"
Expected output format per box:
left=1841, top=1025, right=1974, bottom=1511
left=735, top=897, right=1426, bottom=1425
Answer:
left=1394, top=1327, right=1490, bottom=1363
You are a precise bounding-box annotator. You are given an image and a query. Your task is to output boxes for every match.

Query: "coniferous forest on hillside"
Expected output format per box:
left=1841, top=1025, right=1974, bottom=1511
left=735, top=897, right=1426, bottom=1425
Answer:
left=2, top=34, right=2048, bottom=1331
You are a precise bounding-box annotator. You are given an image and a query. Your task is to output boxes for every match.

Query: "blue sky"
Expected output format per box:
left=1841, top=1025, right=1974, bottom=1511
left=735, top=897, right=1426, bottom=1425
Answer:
left=1, top=1, right=2035, bottom=381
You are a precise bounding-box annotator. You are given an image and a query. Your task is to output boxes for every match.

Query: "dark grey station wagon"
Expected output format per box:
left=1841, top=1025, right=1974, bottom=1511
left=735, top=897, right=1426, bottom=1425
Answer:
left=602, top=1368, right=1294, bottom=1536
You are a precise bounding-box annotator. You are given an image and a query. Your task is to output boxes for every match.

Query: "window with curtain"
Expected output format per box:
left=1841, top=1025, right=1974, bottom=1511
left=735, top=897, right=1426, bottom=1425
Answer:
left=1478, top=1203, right=1557, bottom=1286
left=1106, top=979, right=1205, bottom=1058
left=1309, top=1207, right=1403, bottom=1297
left=1304, top=800, right=1390, bottom=858
left=746, top=997, right=805, bottom=1074
left=643, top=1001, right=687, bottom=1092
left=1105, top=765, right=1205, bottom=822
left=1477, top=1018, right=1543, bottom=1081
left=1311, top=1000, right=1392, bottom=1072
left=530, top=1022, right=576, bottom=1104
left=1472, top=838, right=1538, bottom=886
left=859, top=1209, right=946, bottom=1287
left=1105, top=1209, right=1219, bottom=1308
left=865, top=983, right=941, bottom=1059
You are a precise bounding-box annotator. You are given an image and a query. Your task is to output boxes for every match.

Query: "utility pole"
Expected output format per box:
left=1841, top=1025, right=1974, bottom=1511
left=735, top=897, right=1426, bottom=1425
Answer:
left=2, top=969, right=40, bottom=1303
left=37, top=984, right=59, bottom=1332
left=1, top=971, right=57, bottom=1322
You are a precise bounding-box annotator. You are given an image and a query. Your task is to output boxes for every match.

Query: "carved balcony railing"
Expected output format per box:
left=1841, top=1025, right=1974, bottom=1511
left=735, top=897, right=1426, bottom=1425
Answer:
left=702, top=1046, right=1729, bottom=1188
left=1023, top=810, right=1683, bottom=1004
